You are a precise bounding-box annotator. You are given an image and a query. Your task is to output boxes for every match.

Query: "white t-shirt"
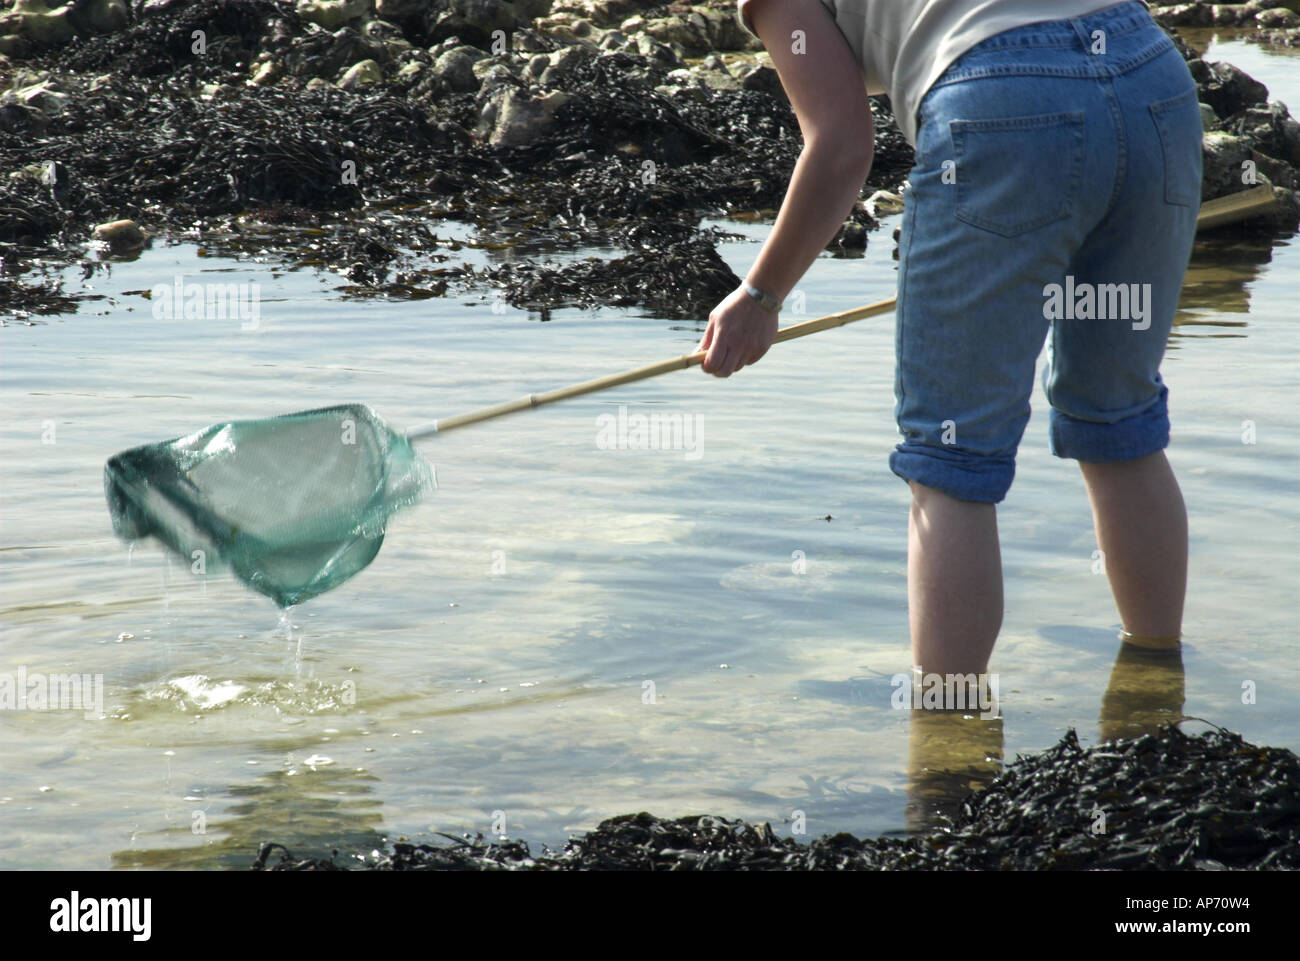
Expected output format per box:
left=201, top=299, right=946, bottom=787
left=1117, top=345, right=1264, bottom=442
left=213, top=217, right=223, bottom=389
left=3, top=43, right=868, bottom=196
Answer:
left=736, top=0, right=1137, bottom=145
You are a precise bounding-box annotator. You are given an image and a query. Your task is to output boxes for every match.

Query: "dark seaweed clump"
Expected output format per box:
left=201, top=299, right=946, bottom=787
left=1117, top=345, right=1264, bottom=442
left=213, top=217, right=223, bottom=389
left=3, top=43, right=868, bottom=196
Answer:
left=252, top=723, right=1300, bottom=870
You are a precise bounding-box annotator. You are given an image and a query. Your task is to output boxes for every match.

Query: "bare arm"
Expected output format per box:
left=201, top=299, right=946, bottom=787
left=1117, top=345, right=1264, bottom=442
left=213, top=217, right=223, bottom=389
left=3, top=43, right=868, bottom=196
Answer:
left=741, top=0, right=875, bottom=301
left=699, top=0, right=874, bottom=376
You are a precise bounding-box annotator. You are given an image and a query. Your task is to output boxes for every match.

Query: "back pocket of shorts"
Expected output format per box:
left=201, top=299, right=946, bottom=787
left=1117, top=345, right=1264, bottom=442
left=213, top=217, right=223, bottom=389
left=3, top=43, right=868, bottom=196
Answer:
left=1149, top=86, right=1203, bottom=207
left=950, top=111, right=1085, bottom=237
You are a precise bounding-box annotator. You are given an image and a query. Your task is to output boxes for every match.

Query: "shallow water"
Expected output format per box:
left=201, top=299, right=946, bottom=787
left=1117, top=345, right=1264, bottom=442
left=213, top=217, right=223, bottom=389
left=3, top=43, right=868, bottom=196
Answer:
left=1, top=40, right=1297, bottom=868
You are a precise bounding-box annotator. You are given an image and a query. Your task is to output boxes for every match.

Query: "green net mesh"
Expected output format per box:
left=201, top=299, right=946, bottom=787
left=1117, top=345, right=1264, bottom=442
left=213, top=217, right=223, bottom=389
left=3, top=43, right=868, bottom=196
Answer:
left=104, top=404, right=435, bottom=608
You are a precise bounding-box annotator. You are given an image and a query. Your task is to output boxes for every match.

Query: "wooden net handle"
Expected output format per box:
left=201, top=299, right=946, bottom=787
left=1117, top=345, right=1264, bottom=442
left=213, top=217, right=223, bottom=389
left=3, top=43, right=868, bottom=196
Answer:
left=407, top=297, right=897, bottom=439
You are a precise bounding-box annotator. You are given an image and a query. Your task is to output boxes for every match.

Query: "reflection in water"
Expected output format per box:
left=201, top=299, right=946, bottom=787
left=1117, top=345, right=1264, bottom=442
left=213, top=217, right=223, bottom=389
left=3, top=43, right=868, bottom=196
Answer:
left=111, top=764, right=385, bottom=870
left=1172, top=232, right=1278, bottom=334
left=905, top=708, right=1004, bottom=835
left=905, top=639, right=1188, bottom=833
left=1099, top=642, right=1187, bottom=743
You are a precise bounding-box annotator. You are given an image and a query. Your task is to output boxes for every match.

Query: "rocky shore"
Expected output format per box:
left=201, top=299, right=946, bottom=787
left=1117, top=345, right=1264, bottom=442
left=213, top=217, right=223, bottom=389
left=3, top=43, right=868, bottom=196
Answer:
left=1, top=0, right=1297, bottom=320
left=1149, top=0, right=1300, bottom=45
left=251, top=723, right=1300, bottom=870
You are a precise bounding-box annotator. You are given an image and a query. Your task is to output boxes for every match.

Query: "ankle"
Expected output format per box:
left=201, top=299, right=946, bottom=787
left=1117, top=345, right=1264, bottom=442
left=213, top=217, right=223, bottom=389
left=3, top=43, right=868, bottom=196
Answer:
left=1118, top=629, right=1181, bottom=650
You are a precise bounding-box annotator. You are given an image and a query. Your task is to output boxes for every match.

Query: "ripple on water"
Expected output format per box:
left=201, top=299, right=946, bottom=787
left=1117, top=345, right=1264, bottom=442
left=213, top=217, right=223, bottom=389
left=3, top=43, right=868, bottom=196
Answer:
left=142, top=674, right=357, bottom=715
left=718, top=558, right=855, bottom=594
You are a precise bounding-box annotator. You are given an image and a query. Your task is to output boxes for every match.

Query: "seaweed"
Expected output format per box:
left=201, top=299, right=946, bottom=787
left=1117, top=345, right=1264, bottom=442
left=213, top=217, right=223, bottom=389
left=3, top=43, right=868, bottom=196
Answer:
left=252, top=723, right=1300, bottom=871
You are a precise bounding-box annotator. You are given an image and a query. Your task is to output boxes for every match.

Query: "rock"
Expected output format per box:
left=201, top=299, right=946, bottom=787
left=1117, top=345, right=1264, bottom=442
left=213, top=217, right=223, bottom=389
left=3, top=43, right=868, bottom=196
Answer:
left=84, top=0, right=129, bottom=33
left=250, top=60, right=280, bottom=85
left=428, top=0, right=523, bottom=47
left=284, top=26, right=389, bottom=80
left=653, top=83, right=706, bottom=103
left=701, top=54, right=731, bottom=75
left=92, top=219, right=147, bottom=252
left=1211, top=3, right=1257, bottom=26
left=433, top=45, right=487, bottom=92
left=629, top=32, right=681, bottom=68
left=374, top=0, right=426, bottom=20
left=551, top=0, right=637, bottom=29
left=473, top=58, right=516, bottom=85
left=0, top=0, right=75, bottom=45
left=538, top=42, right=597, bottom=86
left=701, top=7, right=757, bottom=51
left=362, top=18, right=413, bottom=57
left=1281, top=112, right=1300, bottom=167
left=478, top=87, right=569, bottom=147
left=1185, top=58, right=1211, bottom=84
left=338, top=58, right=384, bottom=89
left=3, top=80, right=69, bottom=115
left=1250, top=148, right=1298, bottom=188
left=394, top=60, right=425, bottom=81
left=835, top=220, right=868, bottom=250
left=1151, top=3, right=1214, bottom=27
left=1201, top=130, right=1256, bottom=199
left=866, top=190, right=905, bottom=216
left=296, top=0, right=370, bottom=31
left=1154, top=3, right=1211, bottom=27
left=0, top=101, right=49, bottom=135
left=0, top=35, right=30, bottom=57
left=1222, top=101, right=1300, bottom=167
left=1200, top=61, right=1269, bottom=118
left=642, top=15, right=710, bottom=57
left=1257, top=5, right=1300, bottom=24
left=1267, top=184, right=1300, bottom=228
left=740, top=64, right=784, bottom=99
left=523, top=52, right=549, bottom=79
left=1200, top=102, right=1218, bottom=131
left=697, top=69, right=741, bottom=92
left=533, top=12, right=597, bottom=44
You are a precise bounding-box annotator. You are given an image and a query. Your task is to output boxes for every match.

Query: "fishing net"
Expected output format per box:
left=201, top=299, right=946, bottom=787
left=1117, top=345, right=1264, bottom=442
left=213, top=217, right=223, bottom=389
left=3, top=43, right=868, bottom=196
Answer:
left=104, top=404, right=435, bottom=607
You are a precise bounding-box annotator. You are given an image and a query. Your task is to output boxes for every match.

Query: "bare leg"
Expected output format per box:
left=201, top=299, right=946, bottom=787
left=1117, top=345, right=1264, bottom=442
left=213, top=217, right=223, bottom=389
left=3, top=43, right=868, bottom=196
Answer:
left=1078, top=450, right=1187, bottom=647
left=907, top=481, right=1003, bottom=676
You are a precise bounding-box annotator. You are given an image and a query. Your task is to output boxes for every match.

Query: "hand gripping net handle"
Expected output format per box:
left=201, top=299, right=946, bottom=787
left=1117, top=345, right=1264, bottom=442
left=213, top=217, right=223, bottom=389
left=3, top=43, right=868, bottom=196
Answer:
left=404, top=297, right=898, bottom=441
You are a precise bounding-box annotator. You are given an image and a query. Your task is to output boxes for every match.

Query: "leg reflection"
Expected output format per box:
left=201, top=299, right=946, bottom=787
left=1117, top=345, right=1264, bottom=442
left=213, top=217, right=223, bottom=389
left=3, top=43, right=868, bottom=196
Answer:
left=905, top=707, right=1004, bottom=835
left=1099, top=640, right=1186, bottom=744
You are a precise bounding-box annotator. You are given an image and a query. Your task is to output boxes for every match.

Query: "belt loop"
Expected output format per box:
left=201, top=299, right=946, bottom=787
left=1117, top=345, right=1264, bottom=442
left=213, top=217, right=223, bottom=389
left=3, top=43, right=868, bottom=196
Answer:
left=1069, top=17, right=1095, bottom=54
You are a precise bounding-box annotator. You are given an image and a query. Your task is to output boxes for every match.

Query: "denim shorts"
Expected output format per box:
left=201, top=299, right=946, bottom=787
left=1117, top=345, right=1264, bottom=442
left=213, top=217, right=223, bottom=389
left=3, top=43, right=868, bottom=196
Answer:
left=891, top=0, right=1203, bottom=503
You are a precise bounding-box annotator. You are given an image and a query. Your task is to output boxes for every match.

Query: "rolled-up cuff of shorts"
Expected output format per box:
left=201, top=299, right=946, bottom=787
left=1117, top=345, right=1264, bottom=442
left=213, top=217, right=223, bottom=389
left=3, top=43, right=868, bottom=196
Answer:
left=1049, top=386, right=1170, bottom=463
left=889, top=447, right=1015, bottom=503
